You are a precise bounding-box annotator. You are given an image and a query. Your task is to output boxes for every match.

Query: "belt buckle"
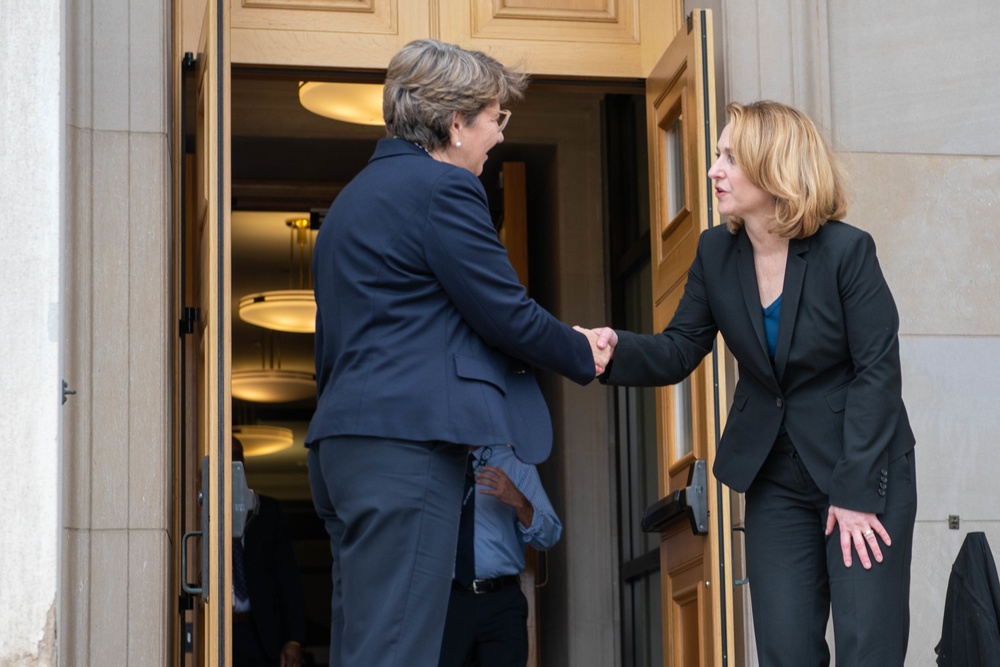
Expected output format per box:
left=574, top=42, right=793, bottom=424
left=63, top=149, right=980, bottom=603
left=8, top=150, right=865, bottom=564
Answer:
left=471, top=579, right=486, bottom=594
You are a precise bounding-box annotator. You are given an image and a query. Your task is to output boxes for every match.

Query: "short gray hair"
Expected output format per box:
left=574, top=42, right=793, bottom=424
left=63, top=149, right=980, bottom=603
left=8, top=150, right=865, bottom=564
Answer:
left=383, top=39, right=528, bottom=151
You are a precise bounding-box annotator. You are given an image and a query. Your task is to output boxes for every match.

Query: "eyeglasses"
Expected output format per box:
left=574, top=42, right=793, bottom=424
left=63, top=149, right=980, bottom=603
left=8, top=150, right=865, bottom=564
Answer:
left=497, top=109, right=511, bottom=133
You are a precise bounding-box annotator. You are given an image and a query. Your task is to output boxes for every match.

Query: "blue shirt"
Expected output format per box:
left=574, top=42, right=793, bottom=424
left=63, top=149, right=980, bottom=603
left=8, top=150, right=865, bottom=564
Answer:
left=763, top=295, right=787, bottom=435
left=469, top=444, right=562, bottom=579
left=763, top=294, right=782, bottom=361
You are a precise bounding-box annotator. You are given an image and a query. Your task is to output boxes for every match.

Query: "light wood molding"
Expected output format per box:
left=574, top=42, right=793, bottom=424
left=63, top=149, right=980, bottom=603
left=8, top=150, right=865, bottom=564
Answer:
left=471, top=0, right=638, bottom=43
left=232, top=0, right=394, bottom=33
left=224, top=0, right=683, bottom=77
left=242, top=0, right=375, bottom=11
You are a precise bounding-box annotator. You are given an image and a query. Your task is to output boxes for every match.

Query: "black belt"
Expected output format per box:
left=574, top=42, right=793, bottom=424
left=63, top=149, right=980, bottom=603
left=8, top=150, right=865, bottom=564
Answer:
left=452, top=575, right=520, bottom=594
left=232, top=611, right=253, bottom=623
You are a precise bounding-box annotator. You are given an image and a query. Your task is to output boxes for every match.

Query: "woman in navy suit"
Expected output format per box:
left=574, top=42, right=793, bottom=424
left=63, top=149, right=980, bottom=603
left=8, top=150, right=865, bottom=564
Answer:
left=593, top=101, right=916, bottom=666
left=305, top=39, right=606, bottom=667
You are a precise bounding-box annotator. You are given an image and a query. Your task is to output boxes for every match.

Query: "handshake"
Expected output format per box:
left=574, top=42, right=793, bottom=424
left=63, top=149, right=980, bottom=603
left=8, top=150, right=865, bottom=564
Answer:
left=573, top=326, right=619, bottom=377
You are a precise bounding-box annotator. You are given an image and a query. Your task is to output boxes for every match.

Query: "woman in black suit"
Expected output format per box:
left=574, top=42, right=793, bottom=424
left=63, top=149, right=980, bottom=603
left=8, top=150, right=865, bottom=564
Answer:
left=593, top=100, right=916, bottom=666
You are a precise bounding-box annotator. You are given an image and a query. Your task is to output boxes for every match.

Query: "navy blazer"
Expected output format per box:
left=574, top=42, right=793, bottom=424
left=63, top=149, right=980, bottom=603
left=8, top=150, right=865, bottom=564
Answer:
left=604, top=221, right=914, bottom=513
left=305, top=138, right=594, bottom=464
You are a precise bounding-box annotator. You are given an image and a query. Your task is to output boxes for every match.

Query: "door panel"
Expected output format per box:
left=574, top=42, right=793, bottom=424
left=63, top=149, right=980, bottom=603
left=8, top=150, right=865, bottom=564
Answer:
left=644, top=10, right=734, bottom=666
left=194, top=0, right=233, bottom=663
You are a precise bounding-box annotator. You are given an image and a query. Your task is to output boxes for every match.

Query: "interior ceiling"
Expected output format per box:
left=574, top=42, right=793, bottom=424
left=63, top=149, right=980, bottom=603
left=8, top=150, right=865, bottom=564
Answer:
left=226, top=73, right=619, bottom=494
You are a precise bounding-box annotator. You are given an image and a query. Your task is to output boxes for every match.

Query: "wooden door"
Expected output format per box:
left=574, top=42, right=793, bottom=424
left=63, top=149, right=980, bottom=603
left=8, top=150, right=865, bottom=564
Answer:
left=644, top=10, right=735, bottom=667
left=192, top=0, right=234, bottom=663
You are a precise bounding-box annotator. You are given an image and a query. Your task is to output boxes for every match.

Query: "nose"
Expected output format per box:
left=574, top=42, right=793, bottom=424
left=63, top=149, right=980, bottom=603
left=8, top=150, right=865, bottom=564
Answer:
left=707, top=156, right=722, bottom=179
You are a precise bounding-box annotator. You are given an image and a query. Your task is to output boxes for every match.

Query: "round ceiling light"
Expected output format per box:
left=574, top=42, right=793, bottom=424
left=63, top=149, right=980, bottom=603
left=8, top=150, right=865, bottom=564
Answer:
left=231, top=369, right=316, bottom=403
left=232, top=425, right=296, bottom=457
left=238, top=290, right=316, bottom=334
left=298, top=81, right=385, bottom=126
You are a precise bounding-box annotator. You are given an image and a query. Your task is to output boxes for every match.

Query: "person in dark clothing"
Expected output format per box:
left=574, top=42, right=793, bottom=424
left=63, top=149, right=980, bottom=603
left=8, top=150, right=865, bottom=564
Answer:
left=232, top=438, right=307, bottom=667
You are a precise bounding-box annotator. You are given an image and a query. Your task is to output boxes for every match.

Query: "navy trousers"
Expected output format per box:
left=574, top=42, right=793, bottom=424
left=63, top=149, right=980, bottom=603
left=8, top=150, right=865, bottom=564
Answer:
left=309, top=436, right=468, bottom=667
left=438, top=585, right=529, bottom=667
left=744, top=435, right=917, bottom=667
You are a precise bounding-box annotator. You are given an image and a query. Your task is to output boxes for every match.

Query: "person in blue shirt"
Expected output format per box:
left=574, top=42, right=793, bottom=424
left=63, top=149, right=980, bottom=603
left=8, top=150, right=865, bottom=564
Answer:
left=438, top=444, right=562, bottom=667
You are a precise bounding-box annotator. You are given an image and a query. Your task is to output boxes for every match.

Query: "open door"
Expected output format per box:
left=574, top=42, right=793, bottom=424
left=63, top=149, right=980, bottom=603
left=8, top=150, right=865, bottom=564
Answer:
left=643, top=10, right=735, bottom=667
left=187, top=0, right=234, bottom=664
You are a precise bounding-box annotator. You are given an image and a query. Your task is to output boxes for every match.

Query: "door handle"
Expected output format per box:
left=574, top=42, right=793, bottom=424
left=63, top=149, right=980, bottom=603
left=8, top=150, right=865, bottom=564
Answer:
left=640, top=459, right=708, bottom=535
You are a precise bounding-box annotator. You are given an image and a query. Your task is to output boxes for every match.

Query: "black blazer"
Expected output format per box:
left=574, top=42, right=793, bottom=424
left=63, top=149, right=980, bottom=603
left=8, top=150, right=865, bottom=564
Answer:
left=243, top=495, right=307, bottom=660
left=604, top=221, right=914, bottom=512
left=305, top=138, right=594, bottom=463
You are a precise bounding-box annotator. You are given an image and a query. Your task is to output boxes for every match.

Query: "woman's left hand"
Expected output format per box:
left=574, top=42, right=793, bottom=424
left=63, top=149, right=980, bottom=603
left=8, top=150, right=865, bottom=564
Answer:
left=825, top=505, right=892, bottom=569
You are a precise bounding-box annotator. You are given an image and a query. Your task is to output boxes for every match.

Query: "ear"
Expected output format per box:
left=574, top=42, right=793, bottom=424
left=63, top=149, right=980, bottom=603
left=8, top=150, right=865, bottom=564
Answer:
left=449, top=111, right=464, bottom=147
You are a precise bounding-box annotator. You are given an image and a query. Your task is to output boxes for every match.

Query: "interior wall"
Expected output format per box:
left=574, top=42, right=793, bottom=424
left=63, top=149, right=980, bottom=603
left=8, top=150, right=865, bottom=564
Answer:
left=506, top=89, right=617, bottom=666
left=723, top=1, right=1000, bottom=664
left=61, top=0, right=175, bottom=664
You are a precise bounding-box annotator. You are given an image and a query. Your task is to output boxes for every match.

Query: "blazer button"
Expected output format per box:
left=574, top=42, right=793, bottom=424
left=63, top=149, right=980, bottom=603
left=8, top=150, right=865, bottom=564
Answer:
left=878, top=488, right=887, bottom=497
left=775, top=397, right=783, bottom=408
left=881, top=468, right=888, bottom=476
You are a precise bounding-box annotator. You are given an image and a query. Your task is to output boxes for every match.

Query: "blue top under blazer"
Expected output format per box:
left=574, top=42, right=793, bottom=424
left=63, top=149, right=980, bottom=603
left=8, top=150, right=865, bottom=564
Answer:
left=305, top=138, right=595, bottom=464
left=604, top=221, right=915, bottom=513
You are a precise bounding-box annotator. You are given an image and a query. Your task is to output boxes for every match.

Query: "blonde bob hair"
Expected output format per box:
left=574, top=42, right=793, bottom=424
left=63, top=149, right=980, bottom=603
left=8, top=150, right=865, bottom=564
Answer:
left=724, top=101, right=847, bottom=239
left=383, top=39, right=528, bottom=152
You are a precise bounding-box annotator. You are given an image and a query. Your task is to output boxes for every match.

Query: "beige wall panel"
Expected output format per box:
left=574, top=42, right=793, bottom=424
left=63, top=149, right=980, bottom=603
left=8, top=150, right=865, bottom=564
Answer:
left=128, top=530, right=171, bottom=665
left=828, top=0, right=1000, bottom=156
left=65, top=126, right=94, bottom=532
left=130, top=0, right=168, bottom=133
left=68, top=0, right=93, bottom=128
left=94, top=0, right=130, bottom=131
left=899, top=336, right=1000, bottom=520
left=720, top=0, right=832, bottom=131
left=90, top=530, right=129, bottom=665
left=230, top=0, right=431, bottom=67
left=839, top=152, right=1000, bottom=336
left=91, top=130, right=132, bottom=532
left=61, top=529, right=92, bottom=665
left=129, top=133, right=172, bottom=531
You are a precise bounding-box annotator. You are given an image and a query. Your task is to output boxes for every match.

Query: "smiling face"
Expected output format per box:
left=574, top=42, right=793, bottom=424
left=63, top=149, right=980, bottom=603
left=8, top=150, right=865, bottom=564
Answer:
left=444, top=102, right=507, bottom=176
left=707, top=123, right=775, bottom=224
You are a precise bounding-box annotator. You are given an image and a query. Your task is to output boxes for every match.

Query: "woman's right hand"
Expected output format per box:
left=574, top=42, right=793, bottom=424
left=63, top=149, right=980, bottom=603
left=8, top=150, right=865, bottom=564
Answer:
left=573, top=326, right=615, bottom=376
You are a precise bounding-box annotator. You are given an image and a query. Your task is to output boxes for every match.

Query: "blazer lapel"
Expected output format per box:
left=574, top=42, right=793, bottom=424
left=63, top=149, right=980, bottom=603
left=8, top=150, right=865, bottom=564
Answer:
left=737, top=231, right=770, bottom=361
left=773, top=236, right=811, bottom=381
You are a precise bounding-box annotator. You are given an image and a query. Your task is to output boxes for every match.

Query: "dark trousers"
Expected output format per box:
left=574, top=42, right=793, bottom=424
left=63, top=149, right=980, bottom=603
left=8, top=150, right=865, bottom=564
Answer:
left=233, top=615, right=271, bottom=667
left=309, top=436, right=467, bottom=667
left=438, top=585, right=529, bottom=667
left=744, top=436, right=917, bottom=667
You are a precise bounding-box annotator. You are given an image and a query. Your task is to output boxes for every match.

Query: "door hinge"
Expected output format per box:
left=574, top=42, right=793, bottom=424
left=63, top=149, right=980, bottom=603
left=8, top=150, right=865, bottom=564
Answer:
left=179, top=306, right=199, bottom=336
left=61, top=380, right=77, bottom=405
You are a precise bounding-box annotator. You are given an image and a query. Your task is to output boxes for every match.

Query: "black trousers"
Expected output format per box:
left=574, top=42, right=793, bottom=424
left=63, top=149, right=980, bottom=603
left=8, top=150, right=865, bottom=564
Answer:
left=744, top=436, right=917, bottom=667
left=438, top=584, right=529, bottom=667
left=233, top=616, right=271, bottom=667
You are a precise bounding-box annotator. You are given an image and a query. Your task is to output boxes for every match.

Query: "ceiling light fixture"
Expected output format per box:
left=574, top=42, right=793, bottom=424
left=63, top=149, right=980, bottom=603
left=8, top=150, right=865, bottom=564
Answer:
left=231, top=369, right=316, bottom=403
left=238, top=217, right=317, bottom=334
left=232, top=424, right=296, bottom=457
left=298, top=81, right=385, bottom=126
